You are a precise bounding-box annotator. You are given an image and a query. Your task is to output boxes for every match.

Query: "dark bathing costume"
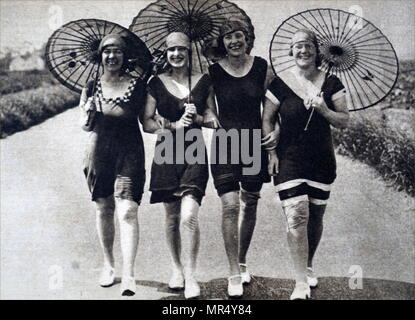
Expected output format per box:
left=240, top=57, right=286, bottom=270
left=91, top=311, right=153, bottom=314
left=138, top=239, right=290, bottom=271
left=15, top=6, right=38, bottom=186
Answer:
left=83, top=78, right=146, bottom=204
left=267, top=73, right=346, bottom=206
left=147, top=74, right=211, bottom=205
left=208, top=56, right=270, bottom=196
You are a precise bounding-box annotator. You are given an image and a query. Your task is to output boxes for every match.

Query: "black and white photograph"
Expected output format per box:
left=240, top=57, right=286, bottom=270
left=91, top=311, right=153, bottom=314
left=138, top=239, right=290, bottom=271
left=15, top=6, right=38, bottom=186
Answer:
left=0, top=0, right=414, bottom=305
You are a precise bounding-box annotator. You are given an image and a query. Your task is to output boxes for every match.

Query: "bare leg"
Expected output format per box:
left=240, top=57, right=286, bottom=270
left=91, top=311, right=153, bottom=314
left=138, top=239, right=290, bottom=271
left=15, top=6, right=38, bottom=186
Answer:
left=180, top=195, right=201, bottom=298
left=115, top=198, right=139, bottom=278
left=238, top=189, right=260, bottom=265
left=164, top=200, right=183, bottom=273
left=95, top=195, right=116, bottom=269
left=180, top=195, right=200, bottom=278
left=283, top=201, right=309, bottom=283
left=220, top=191, right=241, bottom=280
left=307, top=203, right=326, bottom=268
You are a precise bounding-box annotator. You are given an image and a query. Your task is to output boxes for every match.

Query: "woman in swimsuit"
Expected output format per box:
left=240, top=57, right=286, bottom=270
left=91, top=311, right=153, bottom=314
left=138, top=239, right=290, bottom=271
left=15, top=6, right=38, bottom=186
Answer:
left=208, top=18, right=273, bottom=298
left=262, top=29, right=349, bottom=299
left=80, top=34, right=147, bottom=296
left=143, top=32, right=220, bottom=299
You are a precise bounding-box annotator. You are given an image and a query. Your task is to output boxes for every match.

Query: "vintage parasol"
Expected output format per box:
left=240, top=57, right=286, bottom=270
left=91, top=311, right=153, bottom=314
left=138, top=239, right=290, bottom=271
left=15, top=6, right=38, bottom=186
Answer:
left=269, top=8, right=399, bottom=115
left=45, top=19, right=152, bottom=94
left=128, top=0, right=255, bottom=77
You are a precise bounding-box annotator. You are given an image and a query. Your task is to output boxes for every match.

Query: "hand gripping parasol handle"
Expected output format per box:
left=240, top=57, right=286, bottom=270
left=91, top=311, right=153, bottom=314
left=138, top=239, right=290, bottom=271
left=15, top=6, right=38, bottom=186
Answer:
left=304, top=63, right=333, bottom=131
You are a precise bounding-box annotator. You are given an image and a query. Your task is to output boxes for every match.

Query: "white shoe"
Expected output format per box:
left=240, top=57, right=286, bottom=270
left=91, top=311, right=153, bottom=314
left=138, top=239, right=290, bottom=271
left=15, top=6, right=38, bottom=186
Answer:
left=307, top=267, right=318, bottom=288
left=290, top=281, right=311, bottom=300
left=99, top=266, right=115, bottom=287
left=120, top=276, right=136, bottom=296
left=168, top=269, right=184, bottom=290
left=184, top=277, right=200, bottom=299
left=227, top=275, right=243, bottom=298
left=239, top=263, right=251, bottom=284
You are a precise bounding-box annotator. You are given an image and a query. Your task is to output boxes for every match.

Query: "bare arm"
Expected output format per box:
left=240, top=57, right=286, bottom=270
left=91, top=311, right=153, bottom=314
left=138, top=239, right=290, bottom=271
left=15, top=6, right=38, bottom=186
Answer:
left=202, top=86, right=221, bottom=129
left=262, top=95, right=280, bottom=155
left=262, top=95, right=281, bottom=176
left=263, top=64, right=276, bottom=92
left=78, top=87, right=93, bottom=128
left=78, top=88, right=88, bottom=115
left=142, top=92, right=162, bottom=133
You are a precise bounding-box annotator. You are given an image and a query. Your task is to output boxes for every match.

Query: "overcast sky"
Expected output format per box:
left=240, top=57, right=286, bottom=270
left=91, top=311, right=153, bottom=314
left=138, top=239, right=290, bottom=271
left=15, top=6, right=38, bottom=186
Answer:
left=1, top=0, right=413, bottom=59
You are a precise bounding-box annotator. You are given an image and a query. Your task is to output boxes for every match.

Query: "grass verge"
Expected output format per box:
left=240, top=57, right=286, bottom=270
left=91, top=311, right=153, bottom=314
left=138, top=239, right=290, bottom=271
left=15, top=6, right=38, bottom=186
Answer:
left=333, top=115, right=415, bottom=197
left=0, top=85, right=78, bottom=139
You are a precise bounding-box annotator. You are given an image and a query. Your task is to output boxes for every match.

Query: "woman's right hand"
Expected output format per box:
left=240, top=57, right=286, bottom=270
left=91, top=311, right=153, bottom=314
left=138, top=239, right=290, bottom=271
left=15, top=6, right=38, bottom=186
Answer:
left=154, top=114, right=171, bottom=130
left=261, top=130, right=278, bottom=151
left=268, top=153, right=279, bottom=176
left=184, top=103, right=197, bottom=120
left=174, top=111, right=193, bottom=130
left=82, top=97, right=96, bottom=112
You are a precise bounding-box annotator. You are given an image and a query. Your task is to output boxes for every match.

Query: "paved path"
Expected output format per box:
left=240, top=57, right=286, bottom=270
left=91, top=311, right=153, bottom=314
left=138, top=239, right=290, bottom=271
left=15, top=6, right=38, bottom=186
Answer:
left=1, top=107, right=414, bottom=300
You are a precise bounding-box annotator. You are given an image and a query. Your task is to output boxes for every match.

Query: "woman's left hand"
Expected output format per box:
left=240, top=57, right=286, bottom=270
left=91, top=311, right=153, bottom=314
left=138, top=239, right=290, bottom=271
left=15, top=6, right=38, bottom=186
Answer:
left=304, top=92, right=329, bottom=114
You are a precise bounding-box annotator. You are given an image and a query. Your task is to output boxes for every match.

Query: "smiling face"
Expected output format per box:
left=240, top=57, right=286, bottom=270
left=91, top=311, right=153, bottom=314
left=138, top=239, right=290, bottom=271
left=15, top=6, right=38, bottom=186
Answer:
left=102, top=45, right=124, bottom=72
left=166, top=46, right=189, bottom=69
left=222, top=30, right=248, bottom=57
left=291, top=31, right=318, bottom=69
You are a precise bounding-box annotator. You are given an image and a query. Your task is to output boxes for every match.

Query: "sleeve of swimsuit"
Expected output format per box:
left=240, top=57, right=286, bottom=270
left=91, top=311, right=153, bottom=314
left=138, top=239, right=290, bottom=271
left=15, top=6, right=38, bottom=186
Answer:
left=266, top=76, right=287, bottom=106
left=323, top=75, right=347, bottom=110
left=207, top=64, right=219, bottom=85
left=327, top=75, right=346, bottom=102
left=146, top=76, right=159, bottom=101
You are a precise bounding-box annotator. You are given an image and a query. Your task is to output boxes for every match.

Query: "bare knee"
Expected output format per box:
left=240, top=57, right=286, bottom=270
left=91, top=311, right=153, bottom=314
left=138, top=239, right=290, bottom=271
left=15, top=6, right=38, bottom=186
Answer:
left=240, top=189, right=259, bottom=219
left=95, top=196, right=115, bottom=219
left=180, top=196, right=199, bottom=232
left=221, top=194, right=240, bottom=220
left=116, top=199, right=138, bottom=223
left=222, top=204, right=240, bottom=220
left=166, top=212, right=180, bottom=231
left=284, top=201, right=309, bottom=231
left=165, top=201, right=181, bottom=231
left=241, top=189, right=260, bottom=206
left=181, top=211, right=199, bottom=232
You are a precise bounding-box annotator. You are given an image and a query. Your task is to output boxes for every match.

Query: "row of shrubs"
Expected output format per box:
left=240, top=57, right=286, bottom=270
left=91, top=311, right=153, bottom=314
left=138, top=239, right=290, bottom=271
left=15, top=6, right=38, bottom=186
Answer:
left=0, top=70, right=58, bottom=95
left=383, top=60, right=414, bottom=111
left=332, top=114, right=415, bottom=197
left=0, top=85, right=78, bottom=138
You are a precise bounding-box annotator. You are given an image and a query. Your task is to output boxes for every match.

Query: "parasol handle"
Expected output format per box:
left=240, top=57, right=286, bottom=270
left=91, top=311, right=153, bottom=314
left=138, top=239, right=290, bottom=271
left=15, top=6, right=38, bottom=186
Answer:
left=188, top=47, right=192, bottom=104
left=304, top=108, right=315, bottom=131
left=304, top=63, right=333, bottom=131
